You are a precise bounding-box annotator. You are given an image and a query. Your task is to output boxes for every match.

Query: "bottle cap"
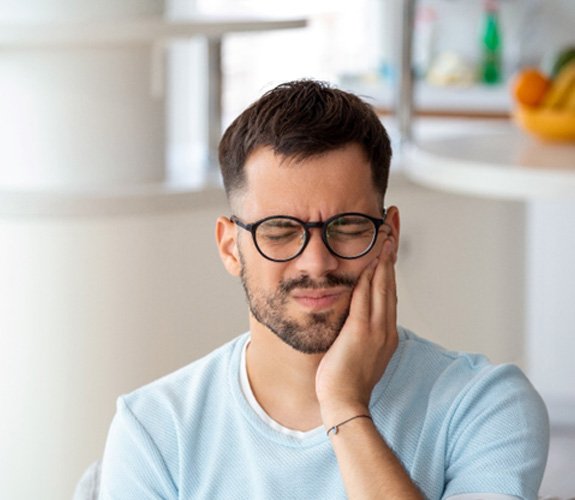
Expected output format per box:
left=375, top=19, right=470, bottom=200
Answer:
left=484, top=0, right=499, bottom=12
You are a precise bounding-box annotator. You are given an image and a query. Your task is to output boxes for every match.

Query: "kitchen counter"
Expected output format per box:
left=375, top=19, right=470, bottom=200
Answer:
left=403, top=120, right=575, bottom=200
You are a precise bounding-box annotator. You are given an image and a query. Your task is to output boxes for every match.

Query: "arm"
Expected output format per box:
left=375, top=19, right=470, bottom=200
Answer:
left=99, top=398, right=177, bottom=499
left=442, top=363, right=549, bottom=499
left=315, top=232, right=423, bottom=499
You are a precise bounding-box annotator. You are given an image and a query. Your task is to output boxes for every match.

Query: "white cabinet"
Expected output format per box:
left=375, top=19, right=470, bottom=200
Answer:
left=388, top=172, right=527, bottom=366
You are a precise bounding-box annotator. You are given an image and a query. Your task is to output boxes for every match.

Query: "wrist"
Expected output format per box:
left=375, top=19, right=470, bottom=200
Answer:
left=319, top=401, right=370, bottom=430
left=325, top=413, right=373, bottom=437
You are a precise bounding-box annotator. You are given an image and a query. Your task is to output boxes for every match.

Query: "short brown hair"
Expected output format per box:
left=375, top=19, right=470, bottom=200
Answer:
left=218, top=79, right=392, bottom=203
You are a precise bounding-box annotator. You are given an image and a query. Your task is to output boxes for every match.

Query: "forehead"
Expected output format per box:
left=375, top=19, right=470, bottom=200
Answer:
left=236, top=144, right=381, bottom=219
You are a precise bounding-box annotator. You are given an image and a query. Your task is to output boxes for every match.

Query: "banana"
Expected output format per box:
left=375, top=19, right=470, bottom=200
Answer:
left=514, top=105, right=575, bottom=141
left=566, top=81, right=575, bottom=110
left=542, top=60, right=575, bottom=108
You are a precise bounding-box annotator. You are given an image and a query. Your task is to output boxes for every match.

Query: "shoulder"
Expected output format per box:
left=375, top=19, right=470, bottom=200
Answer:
left=118, top=333, right=248, bottom=427
left=395, top=327, right=542, bottom=405
left=392, top=327, right=549, bottom=455
left=99, top=334, right=249, bottom=497
left=394, top=328, right=549, bottom=497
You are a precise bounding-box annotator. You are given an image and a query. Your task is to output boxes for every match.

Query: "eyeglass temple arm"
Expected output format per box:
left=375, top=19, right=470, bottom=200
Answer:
left=230, top=216, right=251, bottom=231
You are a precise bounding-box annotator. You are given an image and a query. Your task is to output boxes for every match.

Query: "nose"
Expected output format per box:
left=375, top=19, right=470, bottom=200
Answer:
left=292, top=228, right=339, bottom=277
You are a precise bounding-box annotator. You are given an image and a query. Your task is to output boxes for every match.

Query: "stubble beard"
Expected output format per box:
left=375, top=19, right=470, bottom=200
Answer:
left=239, top=252, right=357, bottom=354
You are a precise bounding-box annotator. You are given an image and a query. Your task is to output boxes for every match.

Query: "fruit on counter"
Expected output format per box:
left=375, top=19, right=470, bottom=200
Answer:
left=511, top=68, right=551, bottom=107
left=511, top=60, right=575, bottom=111
left=510, top=59, right=575, bottom=141
left=551, top=46, right=575, bottom=79
left=542, top=60, right=575, bottom=109
left=514, top=106, right=575, bottom=141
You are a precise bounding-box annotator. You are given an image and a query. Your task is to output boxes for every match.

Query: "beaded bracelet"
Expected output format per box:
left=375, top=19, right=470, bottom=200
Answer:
left=326, top=414, right=373, bottom=437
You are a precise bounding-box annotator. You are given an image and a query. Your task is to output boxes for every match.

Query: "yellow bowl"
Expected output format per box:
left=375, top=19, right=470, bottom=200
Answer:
left=513, top=105, right=575, bottom=142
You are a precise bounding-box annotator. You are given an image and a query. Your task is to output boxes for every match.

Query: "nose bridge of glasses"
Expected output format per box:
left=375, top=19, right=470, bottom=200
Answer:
left=297, top=223, right=341, bottom=265
left=302, top=220, right=325, bottom=235
left=303, top=220, right=330, bottom=247
left=291, top=222, right=339, bottom=272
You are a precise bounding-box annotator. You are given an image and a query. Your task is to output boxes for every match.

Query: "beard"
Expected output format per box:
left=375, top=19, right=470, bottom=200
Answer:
left=239, top=251, right=357, bottom=354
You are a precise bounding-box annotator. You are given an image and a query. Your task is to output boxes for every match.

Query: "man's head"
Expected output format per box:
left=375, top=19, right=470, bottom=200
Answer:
left=216, top=80, right=399, bottom=354
left=218, top=79, right=392, bottom=208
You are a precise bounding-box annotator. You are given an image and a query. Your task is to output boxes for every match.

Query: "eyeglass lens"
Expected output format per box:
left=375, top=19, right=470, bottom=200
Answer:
left=255, top=215, right=377, bottom=261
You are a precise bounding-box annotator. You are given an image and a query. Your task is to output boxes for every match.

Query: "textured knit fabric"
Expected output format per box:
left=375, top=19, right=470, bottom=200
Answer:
left=98, top=327, right=549, bottom=500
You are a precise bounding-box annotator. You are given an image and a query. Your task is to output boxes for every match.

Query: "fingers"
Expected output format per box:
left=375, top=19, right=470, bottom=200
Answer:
left=345, top=232, right=397, bottom=336
left=371, top=235, right=397, bottom=333
left=347, top=258, right=378, bottom=323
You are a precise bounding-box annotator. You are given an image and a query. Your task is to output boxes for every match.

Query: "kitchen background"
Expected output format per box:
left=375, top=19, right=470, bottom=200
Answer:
left=0, top=1, right=574, bottom=499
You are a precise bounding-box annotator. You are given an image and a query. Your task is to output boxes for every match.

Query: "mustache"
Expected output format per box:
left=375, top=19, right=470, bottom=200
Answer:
left=279, top=274, right=357, bottom=294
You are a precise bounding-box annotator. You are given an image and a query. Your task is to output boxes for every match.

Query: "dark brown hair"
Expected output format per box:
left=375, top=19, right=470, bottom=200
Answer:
left=218, top=79, right=392, bottom=202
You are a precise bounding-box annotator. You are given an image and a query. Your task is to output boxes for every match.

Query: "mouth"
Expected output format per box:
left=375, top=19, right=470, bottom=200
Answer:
left=291, top=288, right=349, bottom=311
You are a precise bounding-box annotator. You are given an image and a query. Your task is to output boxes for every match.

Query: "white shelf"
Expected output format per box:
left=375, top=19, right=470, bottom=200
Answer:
left=0, top=15, right=307, bottom=48
left=342, top=79, right=512, bottom=116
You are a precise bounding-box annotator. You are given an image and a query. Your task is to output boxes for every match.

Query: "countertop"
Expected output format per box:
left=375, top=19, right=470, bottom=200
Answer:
left=396, top=118, right=575, bottom=200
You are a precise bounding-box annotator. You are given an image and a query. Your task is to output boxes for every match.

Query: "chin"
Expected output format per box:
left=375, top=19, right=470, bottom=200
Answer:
left=272, top=309, right=349, bottom=355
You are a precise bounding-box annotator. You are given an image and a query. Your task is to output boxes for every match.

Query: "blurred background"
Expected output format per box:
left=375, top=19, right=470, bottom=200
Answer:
left=0, top=0, right=574, bottom=498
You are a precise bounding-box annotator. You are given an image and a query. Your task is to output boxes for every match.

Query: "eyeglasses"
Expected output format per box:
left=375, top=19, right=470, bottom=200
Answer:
left=231, top=210, right=388, bottom=262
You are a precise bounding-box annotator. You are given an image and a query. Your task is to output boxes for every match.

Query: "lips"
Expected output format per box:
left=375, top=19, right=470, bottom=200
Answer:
left=291, top=288, right=348, bottom=310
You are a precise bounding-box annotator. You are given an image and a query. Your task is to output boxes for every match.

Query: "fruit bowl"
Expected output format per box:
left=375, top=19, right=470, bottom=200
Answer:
left=513, top=105, right=575, bottom=142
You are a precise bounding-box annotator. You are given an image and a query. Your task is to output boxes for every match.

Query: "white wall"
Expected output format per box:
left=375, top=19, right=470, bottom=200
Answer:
left=0, top=194, right=247, bottom=500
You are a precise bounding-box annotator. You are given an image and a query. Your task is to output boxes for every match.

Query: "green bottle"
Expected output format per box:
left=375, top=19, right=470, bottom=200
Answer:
left=481, top=0, right=502, bottom=84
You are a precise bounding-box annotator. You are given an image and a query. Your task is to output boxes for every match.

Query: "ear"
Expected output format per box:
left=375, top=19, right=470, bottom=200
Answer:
left=215, top=216, right=242, bottom=277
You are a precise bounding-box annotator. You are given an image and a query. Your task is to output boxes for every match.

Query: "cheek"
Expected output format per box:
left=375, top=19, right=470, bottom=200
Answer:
left=241, top=251, right=288, bottom=288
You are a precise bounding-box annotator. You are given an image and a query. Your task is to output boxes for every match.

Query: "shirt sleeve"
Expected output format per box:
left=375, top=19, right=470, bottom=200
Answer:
left=442, top=364, right=549, bottom=500
left=98, top=397, right=178, bottom=500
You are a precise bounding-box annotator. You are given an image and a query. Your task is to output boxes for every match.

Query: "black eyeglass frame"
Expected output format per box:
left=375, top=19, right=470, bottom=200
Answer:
left=230, top=210, right=388, bottom=263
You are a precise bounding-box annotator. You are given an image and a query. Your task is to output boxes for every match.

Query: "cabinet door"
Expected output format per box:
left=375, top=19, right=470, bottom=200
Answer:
left=388, top=173, right=526, bottom=365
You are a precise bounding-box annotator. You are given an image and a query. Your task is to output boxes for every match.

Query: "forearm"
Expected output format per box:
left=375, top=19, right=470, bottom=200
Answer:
left=325, top=410, right=423, bottom=500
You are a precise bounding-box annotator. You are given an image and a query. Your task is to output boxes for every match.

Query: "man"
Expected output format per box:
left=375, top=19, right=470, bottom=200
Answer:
left=99, top=80, right=549, bottom=499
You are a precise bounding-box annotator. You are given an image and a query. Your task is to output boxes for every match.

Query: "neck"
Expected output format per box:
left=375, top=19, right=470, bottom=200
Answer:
left=246, top=316, right=324, bottom=431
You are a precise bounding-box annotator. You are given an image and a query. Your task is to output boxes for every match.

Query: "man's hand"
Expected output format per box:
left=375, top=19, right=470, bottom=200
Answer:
left=315, top=231, right=399, bottom=423
left=314, top=231, right=423, bottom=499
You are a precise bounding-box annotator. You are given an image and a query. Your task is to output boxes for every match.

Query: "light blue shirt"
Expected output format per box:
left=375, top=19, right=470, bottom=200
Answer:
left=99, top=327, right=549, bottom=499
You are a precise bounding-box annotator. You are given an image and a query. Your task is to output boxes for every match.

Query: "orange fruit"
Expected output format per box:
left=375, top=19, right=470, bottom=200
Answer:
left=511, top=68, right=551, bottom=107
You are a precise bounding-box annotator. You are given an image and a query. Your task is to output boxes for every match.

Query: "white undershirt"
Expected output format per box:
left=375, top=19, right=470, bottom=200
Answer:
left=239, top=339, right=324, bottom=440
left=239, top=338, right=519, bottom=500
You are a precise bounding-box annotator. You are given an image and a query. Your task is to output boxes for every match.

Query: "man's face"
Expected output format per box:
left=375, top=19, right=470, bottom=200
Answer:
left=233, top=143, right=386, bottom=354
